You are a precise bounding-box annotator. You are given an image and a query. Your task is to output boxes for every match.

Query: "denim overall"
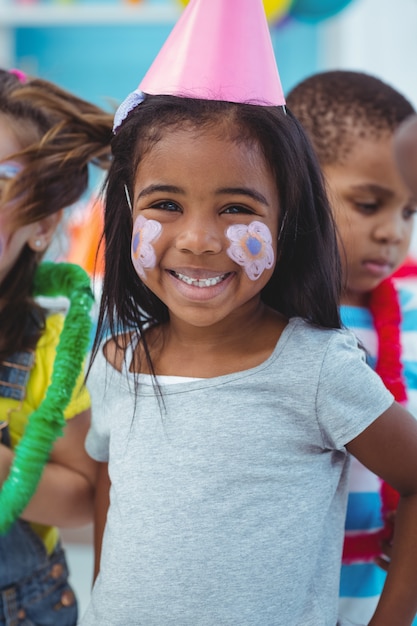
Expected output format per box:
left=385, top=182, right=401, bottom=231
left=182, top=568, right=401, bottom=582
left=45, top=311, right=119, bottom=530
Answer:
left=0, top=344, right=78, bottom=626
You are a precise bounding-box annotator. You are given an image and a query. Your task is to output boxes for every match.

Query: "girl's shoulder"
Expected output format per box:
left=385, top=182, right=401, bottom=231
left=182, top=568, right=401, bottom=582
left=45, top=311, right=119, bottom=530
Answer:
left=87, top=333, right=137, bottom=409
left=100, top=331, right=138, bottom=373
left=245, top=317, right=359, bottom=372
left=288, top=316, right=354, bottom=342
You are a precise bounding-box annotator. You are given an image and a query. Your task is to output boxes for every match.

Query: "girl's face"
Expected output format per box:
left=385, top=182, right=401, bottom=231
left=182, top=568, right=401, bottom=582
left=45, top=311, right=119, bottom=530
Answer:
left=0, top=116, right=55, bottom=285
left=131, top=125, right=279, bottom=330
left=324, top=134, right=416, bottom=307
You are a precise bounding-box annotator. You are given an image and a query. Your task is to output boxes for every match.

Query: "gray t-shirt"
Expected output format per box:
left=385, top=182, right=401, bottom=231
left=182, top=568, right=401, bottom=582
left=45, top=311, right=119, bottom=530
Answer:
left=82, top=317, right=393, bottom=626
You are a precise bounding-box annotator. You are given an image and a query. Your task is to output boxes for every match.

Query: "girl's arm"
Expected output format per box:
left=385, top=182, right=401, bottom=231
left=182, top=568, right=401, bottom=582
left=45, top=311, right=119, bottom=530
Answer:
left=0, top=440, right=12, bottom=485
left=0, top=409, right=97, bottom=527
left=93, top=461, right=110, bottom=581
left=346, top=401, right=417, bottom=626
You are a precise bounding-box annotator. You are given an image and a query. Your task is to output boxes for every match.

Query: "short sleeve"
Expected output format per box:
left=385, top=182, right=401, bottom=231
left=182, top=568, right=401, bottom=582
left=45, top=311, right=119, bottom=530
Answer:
left=63, top=358, right=91, bottom=419
left=316, top=329, right=394, bottom=449
left=85, top=345, right=113, bottom=462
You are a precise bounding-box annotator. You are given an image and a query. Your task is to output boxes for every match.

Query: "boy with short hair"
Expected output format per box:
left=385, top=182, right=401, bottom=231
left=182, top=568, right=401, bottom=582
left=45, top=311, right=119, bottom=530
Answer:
left=287, top=70, right=417, bottom=626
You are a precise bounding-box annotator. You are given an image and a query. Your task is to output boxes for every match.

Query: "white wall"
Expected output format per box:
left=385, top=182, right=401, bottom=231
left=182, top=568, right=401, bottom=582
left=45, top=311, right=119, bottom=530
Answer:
left=320, top=0, right=417, bottom=108
left=319, top=0, right=417, bottom=254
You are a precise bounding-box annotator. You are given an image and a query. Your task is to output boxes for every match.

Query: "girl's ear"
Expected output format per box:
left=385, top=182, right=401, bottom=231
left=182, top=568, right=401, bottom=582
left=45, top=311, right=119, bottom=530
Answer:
left=27, top=210, right=63, bottom=253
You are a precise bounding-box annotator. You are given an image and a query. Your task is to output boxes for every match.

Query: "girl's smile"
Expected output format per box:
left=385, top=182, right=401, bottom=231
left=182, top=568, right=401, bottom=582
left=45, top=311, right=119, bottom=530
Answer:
left=131, top=125, right=279, bottom=329
left=166, top=267, right=235, bottom=302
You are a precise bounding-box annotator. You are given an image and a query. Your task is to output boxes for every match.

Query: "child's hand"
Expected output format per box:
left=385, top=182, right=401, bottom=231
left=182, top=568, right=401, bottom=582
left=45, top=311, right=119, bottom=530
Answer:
left=375, top=543, right=391, bottom=572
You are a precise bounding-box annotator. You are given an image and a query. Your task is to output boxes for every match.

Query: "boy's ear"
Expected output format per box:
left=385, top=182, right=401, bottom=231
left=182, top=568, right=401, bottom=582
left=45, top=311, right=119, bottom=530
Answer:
left=27, top=210, right=63, bottom=253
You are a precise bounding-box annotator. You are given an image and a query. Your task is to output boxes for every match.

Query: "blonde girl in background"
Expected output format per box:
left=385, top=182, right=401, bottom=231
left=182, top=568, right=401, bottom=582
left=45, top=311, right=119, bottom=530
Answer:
left=0, top=68, right=113, bottom=625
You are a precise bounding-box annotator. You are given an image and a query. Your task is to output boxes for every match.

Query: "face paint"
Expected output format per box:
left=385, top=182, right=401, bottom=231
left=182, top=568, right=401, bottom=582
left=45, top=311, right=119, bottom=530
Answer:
left=131, top=215, right=162, bottom=278
left=0, top=161, right=23, bottom=180
left=0, top=162, right=23, bottom=260
left=226, top=220, right=275, bottom=281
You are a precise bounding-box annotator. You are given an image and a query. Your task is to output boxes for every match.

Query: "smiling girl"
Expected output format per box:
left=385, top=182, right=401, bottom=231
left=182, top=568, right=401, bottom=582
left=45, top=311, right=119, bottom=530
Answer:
left=82, top=2, right=417, bottom=625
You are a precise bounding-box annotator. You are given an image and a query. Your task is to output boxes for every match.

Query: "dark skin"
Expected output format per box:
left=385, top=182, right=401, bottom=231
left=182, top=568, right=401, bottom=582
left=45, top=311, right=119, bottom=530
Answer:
left=320, top=126, right=417, bottom=577
left=92, top=127, right=417, bottom=623
left=375, top=114, right=417, bottom=574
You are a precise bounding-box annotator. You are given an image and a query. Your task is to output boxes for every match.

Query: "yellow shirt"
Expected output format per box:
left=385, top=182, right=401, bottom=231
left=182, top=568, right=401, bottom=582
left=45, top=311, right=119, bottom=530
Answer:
left=1, top=313, right=91, bottom=553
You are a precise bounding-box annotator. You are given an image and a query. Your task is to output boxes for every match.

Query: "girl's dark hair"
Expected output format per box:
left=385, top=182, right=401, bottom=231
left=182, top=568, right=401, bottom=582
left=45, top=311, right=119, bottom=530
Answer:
left=93, top=95, right=342, bottom=373
left=0, top=69, right=113, bottom=358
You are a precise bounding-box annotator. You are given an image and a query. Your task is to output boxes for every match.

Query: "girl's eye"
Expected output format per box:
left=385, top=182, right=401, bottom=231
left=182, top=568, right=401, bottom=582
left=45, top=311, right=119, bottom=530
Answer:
left=150, top=200, right=181, bottom=212
left=403, top=205, right=417, bottom=220
left=355, top=201, right=379, bottom=215
left=222, top=205, right=254, bottom=215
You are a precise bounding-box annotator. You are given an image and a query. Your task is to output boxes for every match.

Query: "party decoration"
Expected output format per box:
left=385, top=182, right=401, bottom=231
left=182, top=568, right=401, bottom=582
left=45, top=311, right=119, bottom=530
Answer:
left=66, top=198, right=105, bottom=277
left=177, top=0, right=294, bottom=25
left=0, top=262, right=94, bottom=534
left=263, top=0, right=294, bottom=23
left=140, top=0, right=285, bottom=107
left=290, top=0, right=354, bottom=23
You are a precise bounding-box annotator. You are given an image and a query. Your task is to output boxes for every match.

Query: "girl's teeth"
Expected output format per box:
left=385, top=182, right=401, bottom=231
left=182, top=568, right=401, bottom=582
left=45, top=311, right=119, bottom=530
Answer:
left=174, top=272, right=226, bottom=287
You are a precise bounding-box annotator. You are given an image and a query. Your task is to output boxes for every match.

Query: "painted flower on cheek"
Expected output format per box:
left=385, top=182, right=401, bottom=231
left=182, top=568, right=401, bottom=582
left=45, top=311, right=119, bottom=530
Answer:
left=0, top=162, right=22, bottom=180
left=226, top=220, right=275, bottom=281
left=131, top=215, right=162, bottom=278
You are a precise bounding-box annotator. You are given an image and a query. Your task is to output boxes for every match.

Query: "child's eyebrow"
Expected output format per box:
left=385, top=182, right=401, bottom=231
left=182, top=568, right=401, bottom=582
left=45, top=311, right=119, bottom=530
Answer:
left=136, top=185, right=270, bottom=206
left=350, top=183, right=394, bottom=198
left=136, top=184, right=183, bottom=199
left=351, top=183, right=417, bottom=205
left=216, top=187, right=270, bottom=205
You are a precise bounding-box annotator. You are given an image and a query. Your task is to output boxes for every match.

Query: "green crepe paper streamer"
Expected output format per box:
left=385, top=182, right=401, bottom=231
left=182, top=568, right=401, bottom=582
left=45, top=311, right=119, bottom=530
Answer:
left=0, top=262, right=94, bottom=534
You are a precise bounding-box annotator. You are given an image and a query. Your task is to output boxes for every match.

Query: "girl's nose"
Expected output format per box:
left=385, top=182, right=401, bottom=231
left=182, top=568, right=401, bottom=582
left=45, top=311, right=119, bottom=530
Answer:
left=374, top=215, right=406, bottom=243
left=175, top=219, right=222, bottom=255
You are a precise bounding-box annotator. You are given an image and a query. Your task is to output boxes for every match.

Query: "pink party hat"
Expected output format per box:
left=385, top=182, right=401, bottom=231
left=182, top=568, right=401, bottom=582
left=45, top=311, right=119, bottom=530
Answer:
left=139, top=0, right=285, bottom=107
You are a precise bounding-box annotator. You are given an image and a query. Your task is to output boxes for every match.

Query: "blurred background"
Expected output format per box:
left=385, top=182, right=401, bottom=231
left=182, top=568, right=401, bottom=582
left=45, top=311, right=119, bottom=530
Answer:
left=2, top=0, right=417, bottom=111
left=1, top=0, right=416, bottom=619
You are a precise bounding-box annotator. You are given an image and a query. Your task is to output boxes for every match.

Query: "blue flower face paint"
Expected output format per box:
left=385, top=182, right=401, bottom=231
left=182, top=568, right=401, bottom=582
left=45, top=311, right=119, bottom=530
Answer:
left=0, top=161, right=23, bottom=260
left=246, top=236, right=262, bottom=256
left=225, top=220, right=275, bottom=280
left=0, top=161, right=22, bottom=180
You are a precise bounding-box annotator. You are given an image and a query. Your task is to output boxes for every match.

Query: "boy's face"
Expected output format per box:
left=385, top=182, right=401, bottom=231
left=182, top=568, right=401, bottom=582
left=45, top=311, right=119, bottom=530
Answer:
left=323, top=133, right=416, bottom=307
